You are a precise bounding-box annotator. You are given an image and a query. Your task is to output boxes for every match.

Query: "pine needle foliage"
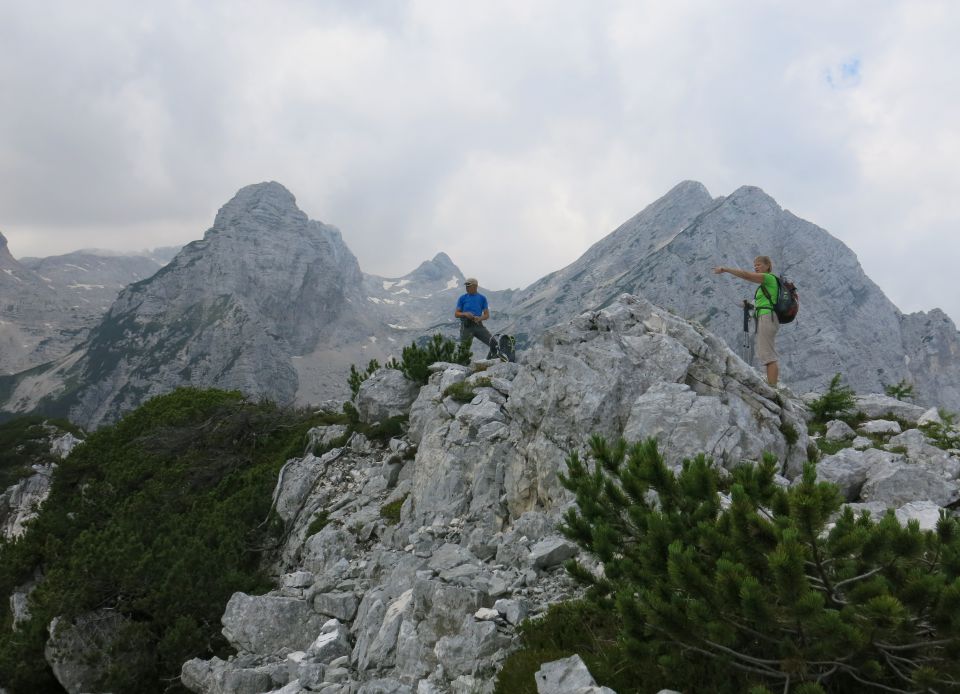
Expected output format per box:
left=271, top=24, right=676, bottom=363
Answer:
left=0, top=388, right=328, bottom=693
left=883, top=380, right=915, bottom=402
left=348, top=359, right=381, bottom=397
left=558, top=435, right=960, bottom=693
left=808, top=373, right=857, bottom=424
left=388, top=333, right=471, bottom=385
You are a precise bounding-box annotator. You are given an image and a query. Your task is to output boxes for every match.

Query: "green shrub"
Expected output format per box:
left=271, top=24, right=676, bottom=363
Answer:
left=495, top=600, right=648, bottom=694
left=779, top=421, right=798, bottom=446
left=359, top=415, right=408, bottom=444
left=0, top=388, right=327, bottom=693
left=380, top=494, right=408, bottom=525
left=0, top=416, right=82, bottom=489
left=307, top=511, right=331, bottom=536
left=556, top=435, right=960, bottom=692
left=808, top=373, right=856, bottom=424
left=920, top=421, right=960, bottom=451
left=348, top=359, right=381, bottom=398
left=882, top=379, right=915, bottom=401
left=388, top=333, right=471, bottom=385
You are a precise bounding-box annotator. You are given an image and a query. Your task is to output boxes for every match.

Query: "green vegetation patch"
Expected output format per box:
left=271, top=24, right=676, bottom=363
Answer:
left=380, top=494, right=408, bottom=525
left=538, top=434, right=960, bottom=693
left=0, top=416, right=82, bottom=490
left=495, top=599, right=648, bottom=694
left=0, top=388, right=328, bottom=693
left=387, top=333, right=471, bottom=385
left=808, top=373, right=857, bottom=424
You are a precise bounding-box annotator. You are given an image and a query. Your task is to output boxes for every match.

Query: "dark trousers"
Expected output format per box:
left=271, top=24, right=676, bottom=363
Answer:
left=459, top=320, right=493, bottom=350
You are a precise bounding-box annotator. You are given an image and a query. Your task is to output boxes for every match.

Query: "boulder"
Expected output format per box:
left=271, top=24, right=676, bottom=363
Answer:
left=181, top=656, right=282, bottom=694
left=534, top=654, right=615, bottom=693
left=529, top=537, right=579, bottom=570
left=356, top=369, right=419, bottom=424
left=221, top=593, right=327, bottom=655
left=860, top=465, right=960, bottom=507
left=824, top=419, right=855, bottom=442
left=308, top=619, right=353, bottom=664
left=859, top=420, right=902, bottom=436
left=44, top=610, right=129, bottom=694
left=813, top=448, right=878, bottom=501
left=313, top=591, right=360, bottom=622
left=895, top=501, right=944, bottom=531
left=854, top=394, right=927, bottom=423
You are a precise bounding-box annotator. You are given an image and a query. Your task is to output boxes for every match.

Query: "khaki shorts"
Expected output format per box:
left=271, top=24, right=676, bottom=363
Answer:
left=756, top=312, right=779, bottom=365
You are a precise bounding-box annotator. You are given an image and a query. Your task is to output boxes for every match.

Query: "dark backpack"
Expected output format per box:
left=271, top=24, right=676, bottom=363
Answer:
left=760, top=276, right=799, bottom=324
left=488, top=333, right=517, bottom=362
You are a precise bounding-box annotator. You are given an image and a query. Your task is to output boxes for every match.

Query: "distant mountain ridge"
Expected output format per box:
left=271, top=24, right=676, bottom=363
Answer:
left=501, top=181, right=960, bottom=406
left=3, top=180, right=960, bottom=429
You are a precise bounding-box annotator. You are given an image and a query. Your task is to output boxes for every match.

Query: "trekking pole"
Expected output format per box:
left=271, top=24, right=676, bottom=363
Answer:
left=741, top=300, right=754, bottom=364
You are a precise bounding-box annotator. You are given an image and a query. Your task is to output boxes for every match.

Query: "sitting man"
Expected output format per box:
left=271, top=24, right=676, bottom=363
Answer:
left=455, top=277, right=495, bottom=355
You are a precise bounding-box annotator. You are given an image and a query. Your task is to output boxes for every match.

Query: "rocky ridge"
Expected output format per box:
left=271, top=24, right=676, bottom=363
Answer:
left=0, top=232, right=172, bottom=375
left=5, top=179, right=960, bottom=430
left=176, top=293, right=813, bottom=694
left=13, top=294, right=960, bottom=693
left=500, top=182, right=960, bottom=410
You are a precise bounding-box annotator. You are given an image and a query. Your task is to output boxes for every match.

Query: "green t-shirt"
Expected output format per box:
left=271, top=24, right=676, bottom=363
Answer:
left=754, top=273, right=778, bottom=316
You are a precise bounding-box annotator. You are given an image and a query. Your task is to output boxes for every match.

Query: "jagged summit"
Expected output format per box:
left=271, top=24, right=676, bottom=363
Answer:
left=0, top=231, right=15, bottom=266
left=404, top=252, right=461, bottom=283
left=211, top=181, right=307, bottom=233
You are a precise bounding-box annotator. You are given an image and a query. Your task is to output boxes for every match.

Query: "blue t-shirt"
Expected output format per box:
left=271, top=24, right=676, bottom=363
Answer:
left=457, top=293, right=488, bottom=318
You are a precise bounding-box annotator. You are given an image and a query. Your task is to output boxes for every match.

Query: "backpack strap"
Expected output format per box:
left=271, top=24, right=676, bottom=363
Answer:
left=756, top=276, right=779, bottom=318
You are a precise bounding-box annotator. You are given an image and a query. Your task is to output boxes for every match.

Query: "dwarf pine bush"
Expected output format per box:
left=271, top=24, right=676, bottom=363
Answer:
left=552, top=435, right=960, bottom=693
left=388, top=333, right=471, bottom=385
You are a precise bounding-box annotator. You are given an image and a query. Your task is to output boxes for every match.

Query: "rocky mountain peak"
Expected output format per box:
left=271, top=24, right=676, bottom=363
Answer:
left=0, top=231, right=15, bottom=266
left=406, top=252, right=461, bottom=283
left=211, top=181, right=307, bottom=233
left=662, top=179, right=712, bottom=201
left=723, top=184, right=783, bottom=215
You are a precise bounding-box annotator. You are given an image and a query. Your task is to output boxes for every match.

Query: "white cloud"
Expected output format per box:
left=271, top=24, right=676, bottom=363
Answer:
left=1, top=0, right=959, bottom=322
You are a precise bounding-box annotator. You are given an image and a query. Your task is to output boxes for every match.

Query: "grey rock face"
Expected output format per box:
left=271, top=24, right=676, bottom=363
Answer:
left=0, top=464, right=55, bottom=540
left=45, top=610, right=129, bottom=694
left=9, top=180, right=960, bottom=427
left=356, top=369, right=420, bottom=424
left=2, top=183, right=369, bottom=428
left=0, top=423, right=80, bottom=541
left=0, top=232, right=169, bottom=375
left=825, top=419, right=856, bottom=442
left=534, top=654, right=614, bottom=694
left=221, top=592, right=327, bottom=655
left=177, top=295, right=960, bottom=693
left=854, top=394, right=927, bottom=423
left=499, top=183, right=960, bottom=411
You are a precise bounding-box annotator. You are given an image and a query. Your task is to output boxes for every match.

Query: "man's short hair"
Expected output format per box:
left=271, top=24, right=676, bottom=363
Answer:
left=464, top=277, right=478, bottom=286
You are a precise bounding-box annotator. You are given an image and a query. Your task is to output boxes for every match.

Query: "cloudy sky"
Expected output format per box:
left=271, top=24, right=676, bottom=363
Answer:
left=1, top=1, right=958, bottom=322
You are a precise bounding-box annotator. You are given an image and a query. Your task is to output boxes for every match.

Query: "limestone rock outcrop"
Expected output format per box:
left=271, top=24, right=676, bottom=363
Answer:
left=180, top=294, right=808, bottom=693
left=500, top=182, right=960, bottom=410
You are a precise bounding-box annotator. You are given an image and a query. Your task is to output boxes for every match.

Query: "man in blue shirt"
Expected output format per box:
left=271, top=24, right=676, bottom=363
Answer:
left=455, top=277, right=495, bottom=353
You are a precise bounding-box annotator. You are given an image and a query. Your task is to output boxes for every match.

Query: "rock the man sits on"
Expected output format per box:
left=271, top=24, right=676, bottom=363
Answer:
left=455, top=277, right=494, bottom=352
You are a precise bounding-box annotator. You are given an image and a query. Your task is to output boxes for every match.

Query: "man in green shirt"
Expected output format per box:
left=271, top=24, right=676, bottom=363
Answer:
left=713, top=256, right=780, bottom=386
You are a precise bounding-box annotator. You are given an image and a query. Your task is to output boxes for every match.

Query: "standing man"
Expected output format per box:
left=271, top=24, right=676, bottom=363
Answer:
left=713, top=256, right=780, bottom=386
left=455, top=277, right=494, bottom=353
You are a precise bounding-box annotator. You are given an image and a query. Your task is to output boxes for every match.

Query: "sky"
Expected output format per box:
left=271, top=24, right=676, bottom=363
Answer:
left=1, top=1, right=959, bottom=322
